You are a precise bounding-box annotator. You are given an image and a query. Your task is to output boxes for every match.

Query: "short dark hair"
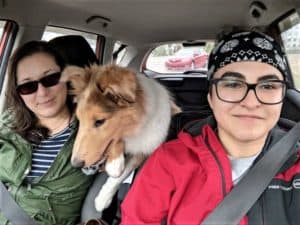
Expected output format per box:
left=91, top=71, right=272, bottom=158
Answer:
left=6, top=40, right=72, bottom=144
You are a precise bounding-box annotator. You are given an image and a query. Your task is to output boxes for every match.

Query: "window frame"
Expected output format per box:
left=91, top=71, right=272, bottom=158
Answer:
left=269, top=9, right=300, bottom=90
left=0, top=20, right=18, bottom=93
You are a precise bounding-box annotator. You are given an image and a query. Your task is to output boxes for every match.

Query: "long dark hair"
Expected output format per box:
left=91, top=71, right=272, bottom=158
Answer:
left=6, top=40, right=73, bottom=144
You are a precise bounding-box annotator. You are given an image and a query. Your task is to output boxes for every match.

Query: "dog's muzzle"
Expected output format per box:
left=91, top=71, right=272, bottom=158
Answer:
left=81, top=158, right=105, bottom=175
left=81, top=140, right=112, bottom=175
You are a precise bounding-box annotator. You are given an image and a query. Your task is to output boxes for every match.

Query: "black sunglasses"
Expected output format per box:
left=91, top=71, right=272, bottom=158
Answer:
left=16, top=72, right=61, bottom=95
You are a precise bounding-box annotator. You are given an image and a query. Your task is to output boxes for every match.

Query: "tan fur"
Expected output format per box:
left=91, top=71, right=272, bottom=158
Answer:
left=62, top=64, right=146, bottom=167
left=171, top=101, right=182, bottom=115
left=61, top=64, right=180, bottom=211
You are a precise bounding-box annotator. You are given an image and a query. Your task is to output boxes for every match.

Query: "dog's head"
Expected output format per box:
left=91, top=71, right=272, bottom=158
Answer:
left=61, top=64, right=143, bottom=174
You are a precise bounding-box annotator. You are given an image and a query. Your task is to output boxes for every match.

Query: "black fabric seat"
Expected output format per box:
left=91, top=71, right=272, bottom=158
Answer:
left=167, top=109, right=212, bottom=140
left=48, top=35, right=99, bottom=67
left=281, top=88, right=300, bottom=123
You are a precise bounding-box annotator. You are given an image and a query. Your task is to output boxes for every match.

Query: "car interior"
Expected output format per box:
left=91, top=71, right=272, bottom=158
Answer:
left=0, top=0, right=300, bottom=115
left=0, top=0, right=300, bottom=223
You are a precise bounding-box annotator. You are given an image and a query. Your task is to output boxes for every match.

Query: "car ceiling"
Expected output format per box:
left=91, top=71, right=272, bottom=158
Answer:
left=0, top=0, right=298, bottom=45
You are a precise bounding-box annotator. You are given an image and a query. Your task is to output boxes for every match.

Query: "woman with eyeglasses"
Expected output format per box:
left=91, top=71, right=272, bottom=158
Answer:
left=0, top=41, right=94, bottom=225
left=120, top=31, right=299, bottom=225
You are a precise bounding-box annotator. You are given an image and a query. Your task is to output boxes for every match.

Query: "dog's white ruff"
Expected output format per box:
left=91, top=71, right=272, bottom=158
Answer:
left=95, top=74, right=172, bottom=212
left=105, top=154, right=125, bottom=178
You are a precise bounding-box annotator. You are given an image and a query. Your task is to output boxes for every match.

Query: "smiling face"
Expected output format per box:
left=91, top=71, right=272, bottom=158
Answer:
left=208, top=61, right=285, bottom=157
left=16, top=52, right=68, bottom=122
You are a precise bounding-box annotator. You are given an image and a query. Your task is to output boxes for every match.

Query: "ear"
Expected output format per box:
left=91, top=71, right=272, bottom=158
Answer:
left=61, top=66, right=91, bottom=96
left=207, top=92, right=213, bottom=110
left=98, top=65, right=137, bottom=107
left=170, top=101, right=182, bottom=115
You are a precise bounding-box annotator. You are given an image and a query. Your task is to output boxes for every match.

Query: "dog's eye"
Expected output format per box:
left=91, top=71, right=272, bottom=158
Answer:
left=97, top=84, right=103, bottom=92
left=94, top=119, right=105, bottom=128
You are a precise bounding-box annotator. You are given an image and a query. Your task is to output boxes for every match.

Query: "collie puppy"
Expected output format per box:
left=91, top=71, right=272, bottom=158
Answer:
left=61, top=64, right=180, bottom=212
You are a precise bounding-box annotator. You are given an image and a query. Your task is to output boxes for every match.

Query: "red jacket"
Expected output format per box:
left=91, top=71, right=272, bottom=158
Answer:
left=120, top=124, right=300, bottom=225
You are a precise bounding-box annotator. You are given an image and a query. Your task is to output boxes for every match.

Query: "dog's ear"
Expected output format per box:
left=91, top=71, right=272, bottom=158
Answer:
left=98, top=65, right=137, bottom=107
left=61, top=65, right=91, bottom=96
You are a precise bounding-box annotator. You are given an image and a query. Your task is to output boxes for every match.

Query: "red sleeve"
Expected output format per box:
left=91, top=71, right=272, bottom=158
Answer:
left=120, top=145, right=175, bottom=225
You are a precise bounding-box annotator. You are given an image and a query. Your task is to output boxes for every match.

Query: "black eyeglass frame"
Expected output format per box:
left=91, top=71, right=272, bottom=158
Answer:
left=16, top=72, right=62, bottom=95
left=209, top=78, right=287, bottom=105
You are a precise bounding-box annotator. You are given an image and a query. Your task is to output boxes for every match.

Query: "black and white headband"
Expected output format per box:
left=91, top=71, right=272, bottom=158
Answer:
left=207, top=31, right=289, bottom=80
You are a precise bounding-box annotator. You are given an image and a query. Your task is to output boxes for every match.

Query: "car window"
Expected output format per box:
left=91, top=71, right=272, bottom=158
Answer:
left=0, top=21, right=5, bottom=39
left=0, top=20, right=7, bottom=62
left=0, top=19, right=18, bottom=112
left=113, top=41, right=127, bottom=64
left=145, top=42, right=214, bottom=74
left=278, top=11, right=300, bottom=90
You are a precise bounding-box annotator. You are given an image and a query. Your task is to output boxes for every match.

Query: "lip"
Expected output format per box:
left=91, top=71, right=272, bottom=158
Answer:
left=234, top=114, right=264, bottom=120
left=38, top=98, right=55, bottom=105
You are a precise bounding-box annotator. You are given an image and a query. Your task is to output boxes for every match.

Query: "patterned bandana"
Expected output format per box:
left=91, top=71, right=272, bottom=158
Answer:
left=207, top=31, right=289, bottom=80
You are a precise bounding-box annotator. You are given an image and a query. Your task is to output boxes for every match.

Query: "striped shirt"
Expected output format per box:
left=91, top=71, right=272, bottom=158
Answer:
left=27, top=126, right=71, bottom=178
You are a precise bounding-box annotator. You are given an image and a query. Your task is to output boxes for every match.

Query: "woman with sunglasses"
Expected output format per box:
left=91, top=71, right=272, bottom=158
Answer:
left=120, top=30, right=300, bottom=225
left=0, top=40, right=94, bottom=225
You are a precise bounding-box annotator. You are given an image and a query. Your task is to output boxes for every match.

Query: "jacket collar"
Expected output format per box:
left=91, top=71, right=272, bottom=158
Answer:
left=183, top=115, right=298, bottom=173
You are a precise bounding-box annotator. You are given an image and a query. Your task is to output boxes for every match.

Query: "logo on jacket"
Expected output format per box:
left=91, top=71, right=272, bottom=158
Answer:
left=268, top=179, right=300, bottom=191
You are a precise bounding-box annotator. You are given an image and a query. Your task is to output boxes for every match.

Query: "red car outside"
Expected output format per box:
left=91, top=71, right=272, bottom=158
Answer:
left=165, top=47, right=208, bottom=71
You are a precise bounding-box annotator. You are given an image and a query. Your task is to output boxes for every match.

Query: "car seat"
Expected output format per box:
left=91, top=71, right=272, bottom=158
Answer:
left=48, top=35, right=99, bottom=67
left=48, top=35, right=105, bottom=222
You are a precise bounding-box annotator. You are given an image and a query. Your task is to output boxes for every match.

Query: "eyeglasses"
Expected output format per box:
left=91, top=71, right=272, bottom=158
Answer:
left=210, top=78, right=287, bottom=105
left=16, top=72, right=61, bottom=95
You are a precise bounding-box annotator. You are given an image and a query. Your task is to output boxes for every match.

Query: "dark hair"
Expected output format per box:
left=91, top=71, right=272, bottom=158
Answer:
left=6, top=40, right=72, bottom=144
left=48, top=35, right=99, bottom=67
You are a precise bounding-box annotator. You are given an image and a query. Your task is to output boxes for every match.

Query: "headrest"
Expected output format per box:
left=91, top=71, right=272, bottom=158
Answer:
left=48, top=35, right=98, bottom=68
left=281, top=88, right=300, bottom=122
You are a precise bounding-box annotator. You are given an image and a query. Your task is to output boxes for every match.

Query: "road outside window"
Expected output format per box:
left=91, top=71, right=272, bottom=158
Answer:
left=279, top=12, right=300, bottom=90
left=146, top=42, right=214, bottom=74
left=0, top=20, right=7, bottom=52
left=0, top=21, right=5, bottom=38
left=113, top=42, right=127, bottom=64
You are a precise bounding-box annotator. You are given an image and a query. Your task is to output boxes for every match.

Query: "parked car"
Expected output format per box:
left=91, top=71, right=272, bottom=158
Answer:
left=165, top=47, right=208, bottom=71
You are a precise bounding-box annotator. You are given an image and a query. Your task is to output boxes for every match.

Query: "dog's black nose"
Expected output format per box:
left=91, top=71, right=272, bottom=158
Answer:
left=71, top=157, right=85, bottom=168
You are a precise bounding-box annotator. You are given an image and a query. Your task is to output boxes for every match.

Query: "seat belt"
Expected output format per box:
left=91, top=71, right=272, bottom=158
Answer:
left=0, top=182, right=38, bottom=225
left=201, top=121, right=300, bottom=225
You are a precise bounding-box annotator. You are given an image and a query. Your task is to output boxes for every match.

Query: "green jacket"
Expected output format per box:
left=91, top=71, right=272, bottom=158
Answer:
left=0, top=111, right=94, bottom=225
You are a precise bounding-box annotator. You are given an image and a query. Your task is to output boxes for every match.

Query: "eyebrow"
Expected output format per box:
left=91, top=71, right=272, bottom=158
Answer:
left=220, top=72, right=282, bottom=81
left=220, top=72, right=244, bottom=79
left=257, top=74, right=282, bottom=81
left=18, top=69, right=57, bottom=83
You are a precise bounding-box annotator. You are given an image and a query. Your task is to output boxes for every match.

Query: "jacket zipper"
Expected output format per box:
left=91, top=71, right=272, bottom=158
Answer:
left=205, top=135, right=226, bottom=197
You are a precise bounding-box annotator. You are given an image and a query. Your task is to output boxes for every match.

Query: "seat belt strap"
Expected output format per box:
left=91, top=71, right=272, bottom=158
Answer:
left=202, top=122, right=300, bottom=225
left=0, top=182, right=38, bottom=225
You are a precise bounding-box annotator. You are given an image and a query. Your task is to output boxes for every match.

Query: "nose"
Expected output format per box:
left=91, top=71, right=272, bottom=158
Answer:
left=36, top=82, right=49, bottom=96
left=240, top=89, right=261, bottom=107
left=71, top=157, right=85, bottom=168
